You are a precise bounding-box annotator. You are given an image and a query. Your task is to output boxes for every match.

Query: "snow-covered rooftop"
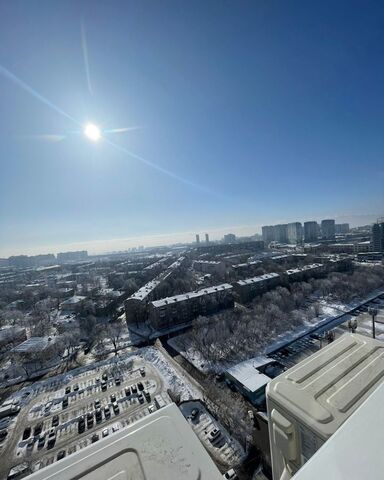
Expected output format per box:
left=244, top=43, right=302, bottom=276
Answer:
left=236, top=272, right=279, bottom=286
left=151, top=283, right=233, bottom=308
left=226, top=356, right=273, bottom=392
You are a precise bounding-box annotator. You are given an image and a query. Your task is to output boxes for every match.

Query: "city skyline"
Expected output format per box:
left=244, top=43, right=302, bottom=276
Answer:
left=0, top=212, right=381, bottom=258
left=1, top=1, right=384, bottom=257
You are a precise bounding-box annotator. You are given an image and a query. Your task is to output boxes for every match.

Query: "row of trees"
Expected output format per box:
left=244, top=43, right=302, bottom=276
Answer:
left=184, top=266, right=384, bottom=372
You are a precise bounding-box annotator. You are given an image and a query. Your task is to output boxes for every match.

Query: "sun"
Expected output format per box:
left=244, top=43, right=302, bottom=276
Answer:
left=84, top=123, right=101, bottom=142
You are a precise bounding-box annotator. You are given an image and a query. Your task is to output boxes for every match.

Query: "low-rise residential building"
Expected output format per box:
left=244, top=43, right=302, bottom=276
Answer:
left=285, top=263, right=325, bottom=282
left=59, top=295, right=86, bottom=312
left=149, top=283, right=234, bottom=329
left=193, top=260, right=226, bottom=277
left=234, top=273, right=280, bottom=303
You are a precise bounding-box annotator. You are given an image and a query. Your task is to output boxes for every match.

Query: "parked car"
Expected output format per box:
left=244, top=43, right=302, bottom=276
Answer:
left=103, top=406, right=111, bottom=419
left=223, top=468, right=238, bottom=479
left=94, top=399, right=101, bottom=409
left=191, top=408, right=199, bottom=420
left=26, top=439, right=34, bottom=451
left=209, top=428, right=221, bottom=442
left=101, top=381, right=107, bottom=392
left=139, top=367, right=145, bottom=377
left=110, top=393, right=116, bottom=402
left=115, top=377, right=121, bottom=386
left=57, top=450, right=66, bottom=461
left=34, top=423, right=43, bottom=436
left=86, top=413, right=94, bottom=428
left=52, top=415, right=59, bottom=427
left=138, top=393, right=144, bottom=404
left=143, top=390, right=151, bottom=402
left=102, top=372, right=108, bottom=381
left=78, top=417, right=85, bottom=434
left=47, top=429, right=56, bottom=449
left=91, top=433, right=99, bottom=443
left=37, top=434, right=45, bottom=449
left=65, top=386, right=71, bottom=395
left=22, top=427, right=31, bottom=440
left=95, top=409, right=102, bottom=423
left=62, top=397, right=68, bottom=409
left=125, top=386, right=131, bottom=397
left=102, top=428, right=109, bottom=438
left=73, top=384, right=79, bottom=391
left=137, top=382, right=144, bottom=391
left=112, top=402, right=120, bottom=414
left=131, top=384, right=137, bottom=394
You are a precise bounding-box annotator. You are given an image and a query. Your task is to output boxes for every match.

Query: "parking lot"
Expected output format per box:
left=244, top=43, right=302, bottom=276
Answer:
left=0, top=357, right=169, bottom=479
left=179, top=400, right=245, bottom=469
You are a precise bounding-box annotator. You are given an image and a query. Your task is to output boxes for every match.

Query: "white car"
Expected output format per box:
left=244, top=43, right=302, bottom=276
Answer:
left=102, top=428, right=109, bottom=438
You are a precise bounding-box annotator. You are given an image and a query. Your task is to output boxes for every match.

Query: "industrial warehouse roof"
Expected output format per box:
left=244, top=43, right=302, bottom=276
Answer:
left=151, top=283, right=233, bottom=308
left=226, top=356, right=273, bottom=393
left=24, top=403, right=222, bottom=480
left=236, top=272, right=279, bottom=286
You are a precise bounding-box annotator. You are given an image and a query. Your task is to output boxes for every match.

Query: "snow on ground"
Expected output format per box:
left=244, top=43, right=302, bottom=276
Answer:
left=140, top=347, right=201, bottom=401
left=179, top=400, right=246, bottom=468
left=167, top=336, right=215, bottom=374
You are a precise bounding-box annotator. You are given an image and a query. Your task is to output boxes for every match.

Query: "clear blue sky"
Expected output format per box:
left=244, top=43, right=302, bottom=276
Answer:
left=0, top=0, right=383, bottom=256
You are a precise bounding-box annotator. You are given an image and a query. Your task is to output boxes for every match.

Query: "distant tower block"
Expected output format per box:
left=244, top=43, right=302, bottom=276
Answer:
left=196, top=234, right=200, bottom=244
left=205, top=233, right=209, bottom=243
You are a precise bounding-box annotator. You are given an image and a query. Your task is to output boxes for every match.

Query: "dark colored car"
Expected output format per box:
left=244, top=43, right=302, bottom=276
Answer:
left=62, top=397, right=68, bottom=409
left=137, top=382, right=144, bottom=391
left=95, top=409, right=102, bottom=423
left=94, top=399, right=101, bottom=409
left=78, top=417, right=85, bottom=433
left=110, top=393, right=116, bottom=402
left=37, top=435, right=45, bottom=449
left=34, top=423, right=43, bottom=436
left=138, top=393, right=144, bottom=404
left=57, top=450, right=66, bottom=461
left=114, top=377, right=121, bottom=386
left=102, top=373, right=108, bottom=381
left=91, top=433, right=99, bottom=443
left=52, top=415, right=59, bottom=427
left=101, top=381, right=107, bottom=392
left=22, top=427, right=31, bottom=440
left=131, top=384, right=137, bottom=394
left=125, top=386, right=131, bottom=397
left=65, top=386, right=71, bottom=395
left=73, top=384, right=79, bottom=391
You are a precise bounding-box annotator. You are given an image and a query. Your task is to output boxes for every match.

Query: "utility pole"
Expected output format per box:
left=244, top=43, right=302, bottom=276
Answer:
left=368, top=307, right=378, bottom=339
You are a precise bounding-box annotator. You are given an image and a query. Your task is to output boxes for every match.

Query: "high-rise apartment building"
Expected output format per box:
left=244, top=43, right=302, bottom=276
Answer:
left=274, top=224, right=288, bottom=243
left=335, top=223, right=350, bottom=234
left=372, top=221, right=384, bottom=252
left=223, top=233, right=236, bottom=243
left=321, top=219, right=335, bottom=240
left=262, top=225, right=275, bottom=243
left=205, top=233, right=209, bottom=243
left=287, top=222, right=303, bottom=244
left=304, top=221, right=318, bottom=242
left=195, top=234, right=200, bottom=244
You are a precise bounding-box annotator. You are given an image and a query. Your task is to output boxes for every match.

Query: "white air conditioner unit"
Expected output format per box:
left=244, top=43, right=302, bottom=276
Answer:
left=266, top=333, right=384, bottom=480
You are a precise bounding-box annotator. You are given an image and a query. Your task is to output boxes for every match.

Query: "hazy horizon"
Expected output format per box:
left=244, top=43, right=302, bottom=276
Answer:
left=1, top=212, right=381, bottom=258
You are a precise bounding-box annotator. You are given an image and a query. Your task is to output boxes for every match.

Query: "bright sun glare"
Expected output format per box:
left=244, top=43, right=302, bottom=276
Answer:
left=84, top=123, right=101, bottom=142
